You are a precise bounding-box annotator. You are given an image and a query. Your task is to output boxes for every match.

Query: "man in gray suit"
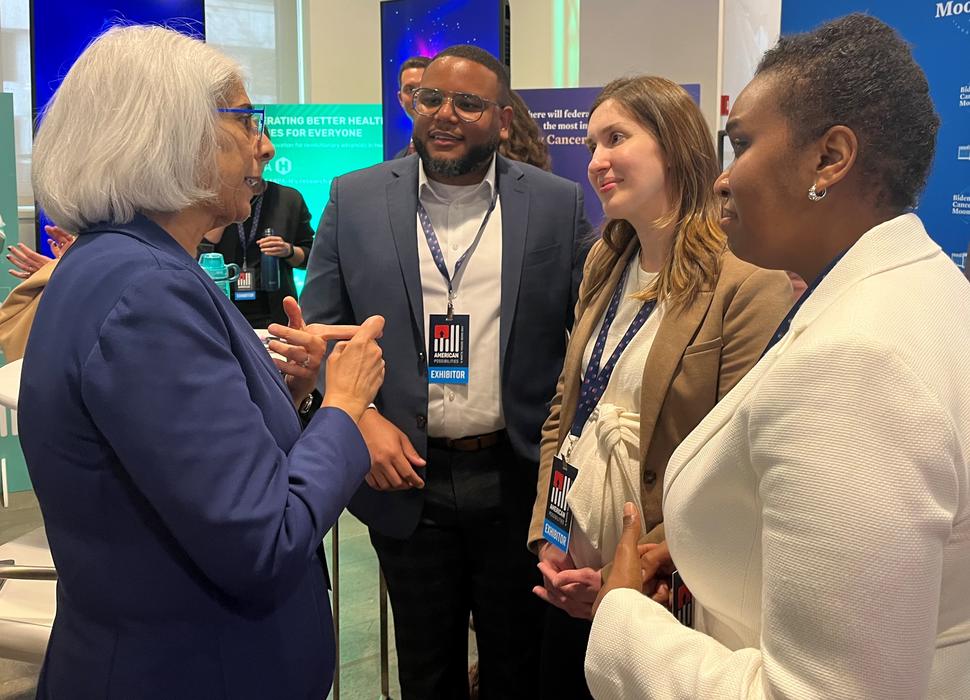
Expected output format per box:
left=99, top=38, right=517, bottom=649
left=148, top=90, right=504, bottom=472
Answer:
left=302, top=45, right=591, bottom=699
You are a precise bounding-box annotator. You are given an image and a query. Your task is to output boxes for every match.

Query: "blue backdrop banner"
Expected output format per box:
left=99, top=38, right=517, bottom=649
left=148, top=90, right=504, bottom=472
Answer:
left=782, top=2, right=970, bottom=271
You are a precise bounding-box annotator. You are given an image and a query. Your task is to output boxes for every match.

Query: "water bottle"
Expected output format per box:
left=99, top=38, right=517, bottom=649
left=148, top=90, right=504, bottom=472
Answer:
left=258, top=227, right=280, bottom=292
left=198, top=252, right=240, bottom=299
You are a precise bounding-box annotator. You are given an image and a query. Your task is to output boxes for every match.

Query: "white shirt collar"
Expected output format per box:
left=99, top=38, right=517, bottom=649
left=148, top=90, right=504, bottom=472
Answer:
left=418, top=154, right=497, bottom=203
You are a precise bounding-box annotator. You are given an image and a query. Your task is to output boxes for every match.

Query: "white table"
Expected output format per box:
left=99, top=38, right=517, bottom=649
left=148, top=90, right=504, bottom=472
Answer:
left=0, top=527, right=55, bottom=663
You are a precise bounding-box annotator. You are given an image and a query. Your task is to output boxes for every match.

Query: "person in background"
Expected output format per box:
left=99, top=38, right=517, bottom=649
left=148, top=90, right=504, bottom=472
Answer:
left=395, top=56, right=431, bottom=158
left=588, top=15, right=970, bottom=698
left=5, top=224, right=74, bottom=279
left=20, top=25, right=385, bottom=699
left=302, top=44, right=591, bottom=700
left=499, top=90, right=552, bottom=171
left=201, top=179, right=314, bottom=328
left=528, top=75, right=791, bottom=699
left=0, top=225, right=75, bottom=360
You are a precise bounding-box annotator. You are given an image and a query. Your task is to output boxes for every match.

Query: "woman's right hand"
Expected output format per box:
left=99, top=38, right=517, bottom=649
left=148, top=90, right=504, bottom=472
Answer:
left=322, top=315, right=386, bottom=422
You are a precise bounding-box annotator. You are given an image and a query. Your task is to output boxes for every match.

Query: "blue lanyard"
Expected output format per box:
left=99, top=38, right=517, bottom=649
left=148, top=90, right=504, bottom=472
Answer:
left=761, top=248, right=850, bottom=358
left=417, top=193, right=497, bottom=319
left=235, top=194, right=264, bottom=270
left=570, top=264, right=657, bottom=438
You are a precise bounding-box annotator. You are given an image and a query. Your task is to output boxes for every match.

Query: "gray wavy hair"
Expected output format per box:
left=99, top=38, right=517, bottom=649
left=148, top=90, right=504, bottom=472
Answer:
left=32, top=25, right=243, bottom=232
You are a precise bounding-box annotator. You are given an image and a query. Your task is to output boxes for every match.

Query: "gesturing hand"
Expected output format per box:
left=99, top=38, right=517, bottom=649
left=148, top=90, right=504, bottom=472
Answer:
left=46, top=225, right=76, bottom=259
left=322, top=315, right=386, bottom=422
left=7, top=243, right=53, bottom=279
left=268, top=297, right=358, bottom=405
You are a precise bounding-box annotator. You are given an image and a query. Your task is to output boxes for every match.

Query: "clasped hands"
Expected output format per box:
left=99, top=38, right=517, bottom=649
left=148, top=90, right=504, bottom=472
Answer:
left=534, top=503, right=676, bottom=620
left=267, top=296, right=385, bottom=423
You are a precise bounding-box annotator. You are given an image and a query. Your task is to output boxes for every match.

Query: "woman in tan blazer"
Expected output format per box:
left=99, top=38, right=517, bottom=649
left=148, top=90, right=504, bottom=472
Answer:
left=529, top=76, right=792, bottom=699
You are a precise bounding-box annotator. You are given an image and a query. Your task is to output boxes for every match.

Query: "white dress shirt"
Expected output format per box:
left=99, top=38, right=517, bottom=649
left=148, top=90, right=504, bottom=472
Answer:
left=417, top=157, right=504, bottom=438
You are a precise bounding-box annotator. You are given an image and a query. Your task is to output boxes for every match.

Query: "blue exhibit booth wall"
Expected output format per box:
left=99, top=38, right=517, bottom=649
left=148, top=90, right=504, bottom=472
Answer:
left=782, top=1, right=970, bottom=268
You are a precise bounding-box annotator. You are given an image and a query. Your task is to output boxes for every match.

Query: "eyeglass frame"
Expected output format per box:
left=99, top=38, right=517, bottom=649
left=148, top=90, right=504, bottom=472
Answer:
left=410, top=87, right=504, bottom=123
left=216, top=107, right=266, bottom=141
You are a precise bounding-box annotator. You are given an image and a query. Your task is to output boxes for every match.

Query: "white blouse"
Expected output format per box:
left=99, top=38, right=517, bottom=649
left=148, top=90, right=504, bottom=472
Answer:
left=562, top=256, right=663, bottom=569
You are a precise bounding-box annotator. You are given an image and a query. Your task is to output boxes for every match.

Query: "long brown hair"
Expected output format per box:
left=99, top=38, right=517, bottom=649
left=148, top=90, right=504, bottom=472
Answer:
left=585, top=76, right=725, bottom=309
left=499, top=90, right=552, bottom=171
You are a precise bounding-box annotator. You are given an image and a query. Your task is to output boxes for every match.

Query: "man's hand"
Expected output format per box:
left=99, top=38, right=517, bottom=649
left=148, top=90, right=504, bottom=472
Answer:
left=359, top=409, right=426, bottom=491
left=592, top=502, right=646, bottom=618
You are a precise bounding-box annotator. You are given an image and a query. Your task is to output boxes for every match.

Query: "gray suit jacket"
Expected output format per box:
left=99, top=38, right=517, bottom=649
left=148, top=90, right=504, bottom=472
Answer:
left=302, top=153, right=592, bottom=537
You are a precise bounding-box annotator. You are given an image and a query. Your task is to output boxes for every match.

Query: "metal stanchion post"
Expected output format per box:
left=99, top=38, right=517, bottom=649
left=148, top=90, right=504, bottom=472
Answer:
left=332, top=518, right=340, bottom=700
left=380, top=567, right=391, bottom=699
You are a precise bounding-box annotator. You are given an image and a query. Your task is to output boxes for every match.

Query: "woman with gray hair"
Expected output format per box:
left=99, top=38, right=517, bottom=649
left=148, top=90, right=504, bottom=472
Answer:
left=19, top=25, right=384, bottom=699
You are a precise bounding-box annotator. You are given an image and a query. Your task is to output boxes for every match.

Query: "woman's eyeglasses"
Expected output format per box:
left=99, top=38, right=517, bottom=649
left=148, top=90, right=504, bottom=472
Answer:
left=217, top=107, right=266, bottom=141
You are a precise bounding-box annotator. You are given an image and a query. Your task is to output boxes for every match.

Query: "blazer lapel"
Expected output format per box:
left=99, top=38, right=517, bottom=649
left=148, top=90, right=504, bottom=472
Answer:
left=498, top=156, right=529, bottom=371
left=385, top=159, right=425, bottom=337
left=638, top=277, right=715, bottom=463
left=557, top=238, right=640, bottom=448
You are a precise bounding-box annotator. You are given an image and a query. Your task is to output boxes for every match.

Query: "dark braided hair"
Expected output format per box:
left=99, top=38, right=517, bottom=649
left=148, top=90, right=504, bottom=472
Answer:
left=756, top=13, right=939, bottom=209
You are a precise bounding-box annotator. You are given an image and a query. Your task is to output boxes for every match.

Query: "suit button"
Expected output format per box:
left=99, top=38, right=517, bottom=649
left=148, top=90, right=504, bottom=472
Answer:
left=416, top=414, right=427, bottom=429
left=642, top=470, right=657, bottom=486
left=418, top=351, right=426, bottom=363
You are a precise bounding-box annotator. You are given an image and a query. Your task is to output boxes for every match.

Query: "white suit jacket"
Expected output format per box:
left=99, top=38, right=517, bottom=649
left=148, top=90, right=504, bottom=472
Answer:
left=586, top=214, right=970, bottom=699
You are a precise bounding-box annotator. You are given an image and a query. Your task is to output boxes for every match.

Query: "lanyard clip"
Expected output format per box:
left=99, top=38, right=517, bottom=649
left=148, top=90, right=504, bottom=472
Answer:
left=446, top=289, right=455, bottom=320
left=564, top=434, right=578, bottom=462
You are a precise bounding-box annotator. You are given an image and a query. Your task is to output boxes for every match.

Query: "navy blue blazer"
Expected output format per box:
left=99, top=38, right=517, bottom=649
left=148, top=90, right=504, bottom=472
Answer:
left=19, top=215, right=369, bottom=699
left=301, top=154, right=591, bottom=537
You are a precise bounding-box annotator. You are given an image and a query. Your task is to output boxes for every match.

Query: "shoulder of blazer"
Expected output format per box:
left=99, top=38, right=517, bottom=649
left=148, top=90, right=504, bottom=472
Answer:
left=577, top=237, right=634, bottom=306
left=332, top=156, right=414, bottom=195
left=712, top=250, right=784, bottom=295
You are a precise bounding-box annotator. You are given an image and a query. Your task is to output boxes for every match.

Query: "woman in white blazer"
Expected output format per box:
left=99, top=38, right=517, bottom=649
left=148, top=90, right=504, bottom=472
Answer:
left=585, top=14, right=970, bottom=699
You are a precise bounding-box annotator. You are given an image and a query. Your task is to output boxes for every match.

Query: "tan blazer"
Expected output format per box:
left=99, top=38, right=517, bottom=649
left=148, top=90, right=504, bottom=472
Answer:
left=0, top=258, right=59, bottom=362
left=528, top=237, right=792, bottom=551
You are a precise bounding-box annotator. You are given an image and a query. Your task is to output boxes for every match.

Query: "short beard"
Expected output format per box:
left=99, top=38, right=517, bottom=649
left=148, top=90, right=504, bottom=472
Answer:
left=413, top=133, right=500, bottom=180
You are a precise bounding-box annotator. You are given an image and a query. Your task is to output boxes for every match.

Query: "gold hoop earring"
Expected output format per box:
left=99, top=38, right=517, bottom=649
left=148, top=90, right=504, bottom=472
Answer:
left=808, top=184, right=827, bottom=202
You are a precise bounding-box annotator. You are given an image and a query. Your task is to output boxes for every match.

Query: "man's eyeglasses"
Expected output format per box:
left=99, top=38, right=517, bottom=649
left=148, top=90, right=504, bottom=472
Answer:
left=411, top=88, right=501, bottom=123
left=217, top=107, right=266, bottom=142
